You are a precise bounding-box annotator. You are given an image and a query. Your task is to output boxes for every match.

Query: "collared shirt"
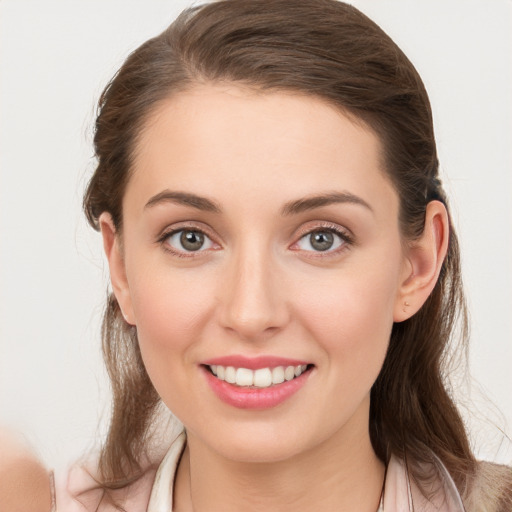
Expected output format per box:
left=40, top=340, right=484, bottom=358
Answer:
left=53, top=431, right=466, bottom=511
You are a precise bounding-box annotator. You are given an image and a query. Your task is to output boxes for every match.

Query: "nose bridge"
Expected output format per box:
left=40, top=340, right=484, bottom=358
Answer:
left=219, top=236, right=287, bottom=339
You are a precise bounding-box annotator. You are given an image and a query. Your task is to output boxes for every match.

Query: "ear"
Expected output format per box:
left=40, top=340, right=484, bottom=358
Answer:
left=99, top=212, right=136, bottom=325
left=393, top=201, right=449, bottom=322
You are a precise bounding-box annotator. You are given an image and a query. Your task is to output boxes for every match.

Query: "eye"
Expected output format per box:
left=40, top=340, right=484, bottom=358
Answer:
left=295, top=229, right=347, bottom=253
left=164, top=229, right=216, bottom=253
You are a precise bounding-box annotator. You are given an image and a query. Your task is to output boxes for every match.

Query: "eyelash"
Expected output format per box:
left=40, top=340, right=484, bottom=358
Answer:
left=156, top=223, right=220, bottom=258
left=156, top=222, right=354, bottom=258
left=291, top=222, right=354, bottom=257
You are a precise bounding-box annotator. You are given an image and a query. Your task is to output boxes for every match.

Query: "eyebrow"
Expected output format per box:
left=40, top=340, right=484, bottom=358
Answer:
left=145, top=190, right=222, bottom=213
left=144, top=189, right=373, bottom=216
left=281, top=191, right=373, bottom=216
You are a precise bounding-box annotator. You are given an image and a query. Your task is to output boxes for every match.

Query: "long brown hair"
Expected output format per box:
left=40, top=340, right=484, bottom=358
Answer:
left=84, top=0, right=476, bottom=493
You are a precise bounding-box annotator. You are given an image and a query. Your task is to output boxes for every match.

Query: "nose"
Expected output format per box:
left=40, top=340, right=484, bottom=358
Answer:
left=218, top=243, right=289, bottom=342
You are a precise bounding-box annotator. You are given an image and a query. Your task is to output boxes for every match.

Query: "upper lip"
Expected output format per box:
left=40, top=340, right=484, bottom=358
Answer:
left=201, top=355, right=311, bottom=370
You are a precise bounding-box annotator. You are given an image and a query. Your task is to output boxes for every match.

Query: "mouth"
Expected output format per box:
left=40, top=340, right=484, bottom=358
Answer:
left=204, top=364, right=312, bottom=389
left=200, top=356, right=315, bottom=409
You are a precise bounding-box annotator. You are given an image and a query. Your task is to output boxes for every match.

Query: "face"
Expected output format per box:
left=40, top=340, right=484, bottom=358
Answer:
left=111, top=84, right=410, bottom=463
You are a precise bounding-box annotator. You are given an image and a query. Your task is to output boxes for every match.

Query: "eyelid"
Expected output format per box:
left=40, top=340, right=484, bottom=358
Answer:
left=293, top=220, right=353, bottom=239
left=155, top=220, right=353, bottom=257
left=289, top=221, right=354, bottom=255
left=156, top=221, right=222, bottom=256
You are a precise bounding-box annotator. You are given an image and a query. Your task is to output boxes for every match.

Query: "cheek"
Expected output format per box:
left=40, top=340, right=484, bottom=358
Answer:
left=293, top=251, right=402, bottom=371
left=128, top=265, right=217, bottom=362
left=127, top=265, right=221, bottom=415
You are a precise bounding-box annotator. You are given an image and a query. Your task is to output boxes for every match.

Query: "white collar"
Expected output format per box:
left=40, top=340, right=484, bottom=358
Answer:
left=147, top=432, right=465, bottom=512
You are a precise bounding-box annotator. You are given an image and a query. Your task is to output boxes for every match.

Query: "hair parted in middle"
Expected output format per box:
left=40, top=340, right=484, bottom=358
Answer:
left=84, top=0, right=475, bottom=492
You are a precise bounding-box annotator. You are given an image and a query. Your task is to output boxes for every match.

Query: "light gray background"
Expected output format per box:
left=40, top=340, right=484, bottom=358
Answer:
left=1, top=0, right=511, bottom=469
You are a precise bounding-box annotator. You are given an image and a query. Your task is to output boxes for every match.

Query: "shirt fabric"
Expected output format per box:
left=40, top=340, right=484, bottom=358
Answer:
left=52, top=431, right=466, bottom=511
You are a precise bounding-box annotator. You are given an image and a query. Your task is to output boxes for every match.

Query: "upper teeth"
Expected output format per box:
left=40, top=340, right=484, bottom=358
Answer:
left=209, top=365, right=308, bottom=388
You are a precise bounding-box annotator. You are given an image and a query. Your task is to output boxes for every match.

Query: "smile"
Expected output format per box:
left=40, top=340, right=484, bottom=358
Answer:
left=208, top=364, right=309, bottom=388
left=201, top=357, right=314, bottom=409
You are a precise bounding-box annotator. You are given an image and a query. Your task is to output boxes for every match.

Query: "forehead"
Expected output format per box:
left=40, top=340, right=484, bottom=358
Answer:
left=126, top=84, right=398, bottom=218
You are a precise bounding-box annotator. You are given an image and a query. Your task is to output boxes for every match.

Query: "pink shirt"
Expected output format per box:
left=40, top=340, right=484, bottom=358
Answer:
left=52, top=432, right=465, bottom=511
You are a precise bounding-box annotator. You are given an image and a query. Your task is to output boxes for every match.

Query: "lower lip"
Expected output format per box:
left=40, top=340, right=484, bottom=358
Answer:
left=201, top=366, right=312, bottom=409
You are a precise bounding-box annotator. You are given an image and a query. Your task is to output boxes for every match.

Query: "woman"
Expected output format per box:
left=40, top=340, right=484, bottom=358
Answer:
left=3, top=1, right=511, bottom=510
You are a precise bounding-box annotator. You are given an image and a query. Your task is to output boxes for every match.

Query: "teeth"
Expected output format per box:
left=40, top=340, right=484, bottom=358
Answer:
left=225, top=366, right=236, bottom=384
left=254, top=368, right=272, bottom=388
left=272, top=366, right=285, bottom=384
left=235, top=368, right=254, bottom=386
left=284, top=366, right=295, bottom=381
left=209, top=364, right=309, bottom=388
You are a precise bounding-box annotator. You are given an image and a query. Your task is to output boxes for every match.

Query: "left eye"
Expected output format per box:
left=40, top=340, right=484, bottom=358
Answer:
left=295, top=230, right=345, bottom=252
left=165, top=229, right=215, bottom=252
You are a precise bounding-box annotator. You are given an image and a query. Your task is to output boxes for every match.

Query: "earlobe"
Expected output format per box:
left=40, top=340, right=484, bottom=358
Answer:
left=99, top=212, right=136, bottom=325
left=393, top=201, right=449, bottom=322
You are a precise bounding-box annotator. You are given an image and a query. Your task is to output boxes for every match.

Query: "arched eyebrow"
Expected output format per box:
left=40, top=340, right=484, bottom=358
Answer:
left=281, top=192, right=373, bottom=216
left=145, top=190, right=221, bottom=213
left=144, top=190, right=373, bottom=215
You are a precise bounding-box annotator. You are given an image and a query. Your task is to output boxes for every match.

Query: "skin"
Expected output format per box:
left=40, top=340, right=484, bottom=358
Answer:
left=0, top=429, right=52, bottom=512
left=101, top=84, right=448, bottom=512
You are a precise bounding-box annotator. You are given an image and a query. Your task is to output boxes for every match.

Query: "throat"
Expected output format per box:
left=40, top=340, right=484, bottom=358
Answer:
left=173, top=435, right=386, bottom=512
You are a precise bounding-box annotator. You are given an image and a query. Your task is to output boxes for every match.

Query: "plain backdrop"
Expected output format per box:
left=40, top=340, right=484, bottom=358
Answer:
left=1, top=0, right=511, bottom=470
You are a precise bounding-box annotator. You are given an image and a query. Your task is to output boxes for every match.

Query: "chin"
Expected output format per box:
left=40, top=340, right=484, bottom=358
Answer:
left=188, top=417, right=324, bottom=464
left=215, top=435, right=306, bottom=464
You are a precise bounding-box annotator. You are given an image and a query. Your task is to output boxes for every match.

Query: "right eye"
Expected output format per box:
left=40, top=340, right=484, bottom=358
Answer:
left=163, top=229, right=216, bottom=254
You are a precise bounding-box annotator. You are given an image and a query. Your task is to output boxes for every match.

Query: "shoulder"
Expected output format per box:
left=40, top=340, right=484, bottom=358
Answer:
left=463, top=460, right=512, bottom=512
left=54, top=431, right=185, bottom=511
left=0, top=429, right=52, bottom=512
left=54, top=453, right=159, bottom=511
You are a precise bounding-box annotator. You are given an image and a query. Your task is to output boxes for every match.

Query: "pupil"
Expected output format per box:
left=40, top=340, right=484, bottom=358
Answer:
left=180, top=231, right=204, bottom=251
left=310, top=231, right=333, bottom=251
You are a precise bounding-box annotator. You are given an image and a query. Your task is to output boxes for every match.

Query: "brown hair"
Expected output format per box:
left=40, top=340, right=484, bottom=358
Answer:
left=84, top=0, right=476, bottom=493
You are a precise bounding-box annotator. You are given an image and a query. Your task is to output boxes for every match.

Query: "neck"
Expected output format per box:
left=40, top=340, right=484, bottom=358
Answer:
left=174, top=405, right=385, bottom=512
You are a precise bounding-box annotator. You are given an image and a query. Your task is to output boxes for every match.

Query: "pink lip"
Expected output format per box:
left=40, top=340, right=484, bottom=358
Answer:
left=201, top=355, right=310, bottom=370
left=201, top=364, right=313, bottom=410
